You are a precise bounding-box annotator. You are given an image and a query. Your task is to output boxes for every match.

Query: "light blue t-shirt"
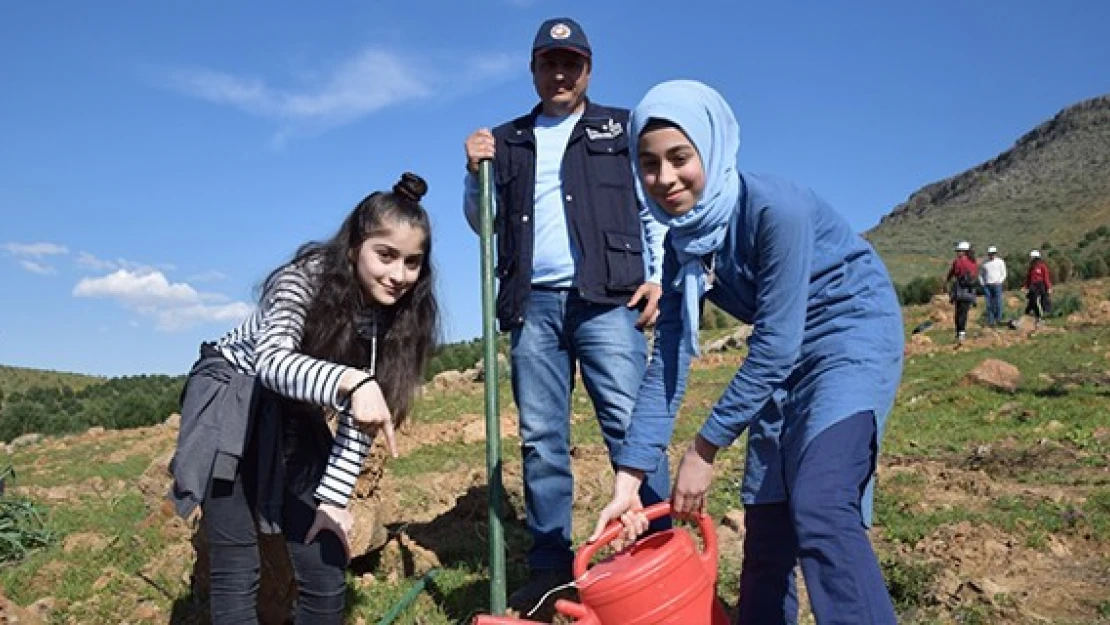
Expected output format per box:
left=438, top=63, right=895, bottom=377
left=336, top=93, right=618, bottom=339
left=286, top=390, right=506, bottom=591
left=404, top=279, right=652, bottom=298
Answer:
left=528, top=113, right=581, bottom=287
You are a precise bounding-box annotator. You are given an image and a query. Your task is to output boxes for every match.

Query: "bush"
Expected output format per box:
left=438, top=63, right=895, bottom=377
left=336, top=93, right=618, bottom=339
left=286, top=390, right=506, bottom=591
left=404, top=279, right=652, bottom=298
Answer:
left=1046, top=292, right=1082, bottom=319
left=1054, top=256, right=1074, bottom=284
left=0, top=466, right=57, bottom=564
left=898, top=276, right=945, bottom=306
left=882, top=555, right=939, bottom=612
left=1086, top=257, right=1108, bottom=279
left=0, top=375, right=184, bottom=443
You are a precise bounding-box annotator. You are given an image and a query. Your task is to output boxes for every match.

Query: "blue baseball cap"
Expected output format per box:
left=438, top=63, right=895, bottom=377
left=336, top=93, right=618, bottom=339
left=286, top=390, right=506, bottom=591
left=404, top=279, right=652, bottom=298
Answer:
left=532, top=17, right=591, bottom=59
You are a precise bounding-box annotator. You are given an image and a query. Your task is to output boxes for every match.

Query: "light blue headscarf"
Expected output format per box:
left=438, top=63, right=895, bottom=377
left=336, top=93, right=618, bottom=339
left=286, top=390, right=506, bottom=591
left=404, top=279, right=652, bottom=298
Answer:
left=630, top=80, right=741, bottom=356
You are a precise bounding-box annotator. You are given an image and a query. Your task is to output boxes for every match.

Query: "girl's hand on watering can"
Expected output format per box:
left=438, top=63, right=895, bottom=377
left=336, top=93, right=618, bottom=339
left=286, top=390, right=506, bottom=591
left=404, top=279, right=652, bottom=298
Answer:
left=672, top=435, right=719, bottom=519
left=589, top=468, right=646, bottom=549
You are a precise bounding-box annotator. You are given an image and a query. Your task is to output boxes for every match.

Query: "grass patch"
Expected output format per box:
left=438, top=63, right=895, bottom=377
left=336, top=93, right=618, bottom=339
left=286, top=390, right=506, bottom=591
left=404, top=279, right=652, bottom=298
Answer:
left=0, top=491, right=159, bottom=607
left=889, top=324, right=1110, bottom=457
left=882, top=555, right=940, bottom=613
left=389, top=441, right=524, bottom=479
left=414, top=386, right=503, bottom=425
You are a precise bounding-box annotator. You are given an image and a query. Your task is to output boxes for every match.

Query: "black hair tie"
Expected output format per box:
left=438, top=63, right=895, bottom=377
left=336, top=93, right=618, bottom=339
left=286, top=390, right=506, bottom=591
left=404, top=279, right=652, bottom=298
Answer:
left=345, top=374, right=376, bottom=402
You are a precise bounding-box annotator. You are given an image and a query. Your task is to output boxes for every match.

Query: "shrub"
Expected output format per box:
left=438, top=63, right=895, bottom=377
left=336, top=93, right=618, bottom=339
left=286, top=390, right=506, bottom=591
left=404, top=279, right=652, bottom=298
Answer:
left=0, top=465, right=57, bottom=564
left=899, top=276, right=944, bottom=306
left=1086, top=257, right=1108, bottom=279
left=882, top=555, right=939, bottom=612
left=1047, top=292, right=1082, bottom=319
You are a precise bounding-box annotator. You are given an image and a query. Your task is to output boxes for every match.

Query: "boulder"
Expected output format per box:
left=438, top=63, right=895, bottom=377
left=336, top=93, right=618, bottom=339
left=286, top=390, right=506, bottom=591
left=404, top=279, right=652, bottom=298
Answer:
left=9, top=433, right=43, bottom=449
left=472, top=352, right=509, bottom=382
left=963, top=359, right=1021, bottom=393
left=429, top=369, right=470, bottom=391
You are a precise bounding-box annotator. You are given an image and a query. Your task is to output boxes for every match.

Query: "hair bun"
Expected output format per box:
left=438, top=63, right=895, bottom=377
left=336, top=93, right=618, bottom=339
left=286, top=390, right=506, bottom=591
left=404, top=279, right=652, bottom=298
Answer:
left=393, top=172, right=428, bottom=203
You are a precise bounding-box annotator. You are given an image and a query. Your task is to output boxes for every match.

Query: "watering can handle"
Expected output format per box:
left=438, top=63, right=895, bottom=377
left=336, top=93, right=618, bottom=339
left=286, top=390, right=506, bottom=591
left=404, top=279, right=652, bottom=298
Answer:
left=574, top=501, right=718, bottom=580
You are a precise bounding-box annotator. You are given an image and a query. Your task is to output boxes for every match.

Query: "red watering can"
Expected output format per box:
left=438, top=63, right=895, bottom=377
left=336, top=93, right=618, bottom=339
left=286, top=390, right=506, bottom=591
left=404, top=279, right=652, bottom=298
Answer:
left=473, top=502, right=729, bottom=624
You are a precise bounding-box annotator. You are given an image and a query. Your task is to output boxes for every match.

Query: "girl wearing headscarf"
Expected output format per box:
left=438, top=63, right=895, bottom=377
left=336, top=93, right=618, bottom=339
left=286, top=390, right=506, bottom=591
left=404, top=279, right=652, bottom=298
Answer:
left=589, top=81, right=902, bottom=623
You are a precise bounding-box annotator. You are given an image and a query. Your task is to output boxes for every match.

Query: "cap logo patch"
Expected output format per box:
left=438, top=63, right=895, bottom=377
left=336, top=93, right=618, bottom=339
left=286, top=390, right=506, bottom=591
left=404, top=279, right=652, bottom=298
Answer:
left=550, top=23, right=572, bottom=40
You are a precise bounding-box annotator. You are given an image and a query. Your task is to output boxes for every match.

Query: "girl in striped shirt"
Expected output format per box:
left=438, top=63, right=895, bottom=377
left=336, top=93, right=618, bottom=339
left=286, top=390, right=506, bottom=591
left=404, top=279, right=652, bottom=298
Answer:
left=173, top=172, right=438, bottom=623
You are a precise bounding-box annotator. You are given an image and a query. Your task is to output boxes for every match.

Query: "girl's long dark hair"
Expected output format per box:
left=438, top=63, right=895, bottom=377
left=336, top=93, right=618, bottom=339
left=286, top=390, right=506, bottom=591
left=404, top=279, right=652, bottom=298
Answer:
left=261, top=172, right=439, bottom=425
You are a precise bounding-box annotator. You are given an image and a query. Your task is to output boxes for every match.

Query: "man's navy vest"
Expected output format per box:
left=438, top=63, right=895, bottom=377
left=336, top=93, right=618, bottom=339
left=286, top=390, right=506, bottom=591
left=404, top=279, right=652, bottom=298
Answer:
left=491, top=100, right=645, bottom=330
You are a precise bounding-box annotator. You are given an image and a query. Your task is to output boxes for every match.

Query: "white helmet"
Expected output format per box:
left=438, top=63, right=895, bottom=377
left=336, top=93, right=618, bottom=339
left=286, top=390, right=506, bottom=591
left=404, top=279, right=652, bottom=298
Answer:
left=955, top=241, right=971, bottom=252
left=1030, top=250, right=1041, bottom=259
left=987, top=246, right=998, bottom=254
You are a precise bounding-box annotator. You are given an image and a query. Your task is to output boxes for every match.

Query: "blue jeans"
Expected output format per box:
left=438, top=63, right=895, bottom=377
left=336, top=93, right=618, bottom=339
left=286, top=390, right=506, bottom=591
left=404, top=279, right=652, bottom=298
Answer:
left=510, top=288, right=670, bottom=572
left=983, top=283, right=1004, bottom=325
left=737, top=412, right=896, bottom=625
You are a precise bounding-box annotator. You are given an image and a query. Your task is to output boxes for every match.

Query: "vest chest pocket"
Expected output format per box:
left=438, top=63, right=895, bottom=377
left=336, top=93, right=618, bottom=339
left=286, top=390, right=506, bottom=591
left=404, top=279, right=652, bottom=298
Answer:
left=584, top=134, right=631, bottom=187
left=604, top=231, right=644, bottom=291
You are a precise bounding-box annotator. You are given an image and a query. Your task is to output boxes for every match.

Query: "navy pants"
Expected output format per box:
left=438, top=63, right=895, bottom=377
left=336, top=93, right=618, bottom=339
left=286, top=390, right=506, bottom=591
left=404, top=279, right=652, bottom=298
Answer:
left=737, top=412, right=896, bottom=624
left=202, top=413, right=347, bottom=624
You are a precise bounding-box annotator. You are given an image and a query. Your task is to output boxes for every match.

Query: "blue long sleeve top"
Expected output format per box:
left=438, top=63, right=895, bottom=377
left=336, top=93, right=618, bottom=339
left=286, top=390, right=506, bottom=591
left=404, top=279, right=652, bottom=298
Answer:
left=615, top=172, right=904, bottom=521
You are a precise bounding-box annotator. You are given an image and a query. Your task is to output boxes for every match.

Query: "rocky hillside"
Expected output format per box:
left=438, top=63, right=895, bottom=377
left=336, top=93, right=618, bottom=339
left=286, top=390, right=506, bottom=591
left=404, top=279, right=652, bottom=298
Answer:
left=866, top=94, right=1110, bottom=284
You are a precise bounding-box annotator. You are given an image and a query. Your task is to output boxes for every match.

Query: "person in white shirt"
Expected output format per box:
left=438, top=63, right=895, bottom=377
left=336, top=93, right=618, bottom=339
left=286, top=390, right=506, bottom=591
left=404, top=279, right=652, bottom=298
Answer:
left=979, top=245, right=1008, bottom=326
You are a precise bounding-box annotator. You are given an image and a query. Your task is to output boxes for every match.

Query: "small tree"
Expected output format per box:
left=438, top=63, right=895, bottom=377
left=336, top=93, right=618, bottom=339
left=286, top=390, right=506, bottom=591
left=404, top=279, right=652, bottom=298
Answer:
left=1054, top=256, right=1073, bottom=284
left=899, top=276, right=945, bottom=306
left=1087, top=257, right=1109, bottom=279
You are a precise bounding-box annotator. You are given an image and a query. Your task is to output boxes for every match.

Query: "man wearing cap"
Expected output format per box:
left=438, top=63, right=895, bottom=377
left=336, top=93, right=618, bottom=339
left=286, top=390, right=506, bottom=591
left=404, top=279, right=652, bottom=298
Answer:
left=946, top=241, right=979, bottom=343
left=979, top=245, right=1008, bottom=326
left=1023, top=250, right=1053, bottom=328
left=461, top=17, right=669, bottom=614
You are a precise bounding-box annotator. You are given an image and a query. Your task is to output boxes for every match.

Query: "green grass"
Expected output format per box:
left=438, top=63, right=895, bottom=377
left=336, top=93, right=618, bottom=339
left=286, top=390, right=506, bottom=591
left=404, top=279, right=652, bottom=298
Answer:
left=0, top=364, right=105, bottom=396
left=0, top=492, right=167, bottom=604
left=2, top=439, right=161, bottom=490
left=889, top=324, right=1110, bottom=456
left=414, top=384, right=504, bottom=426
left=389, top=440, right=519, bottom=478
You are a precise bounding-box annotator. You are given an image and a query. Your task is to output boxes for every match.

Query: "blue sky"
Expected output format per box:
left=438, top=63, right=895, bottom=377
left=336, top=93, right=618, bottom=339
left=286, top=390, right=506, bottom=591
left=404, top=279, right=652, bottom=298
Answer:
left=2, top=1, right=1108, bottom=377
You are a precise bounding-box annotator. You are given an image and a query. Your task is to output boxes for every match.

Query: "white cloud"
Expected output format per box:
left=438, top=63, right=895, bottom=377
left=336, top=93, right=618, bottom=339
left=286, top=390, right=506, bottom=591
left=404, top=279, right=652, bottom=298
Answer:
left=188, top=270, right=230, bottom=283
left=166, top=48, right=430, bottom=129
left=73, top=269, right=252, bottom=331
left=74, top=269, right=199, bottom=307
left=154, top=302, right=253, bottom=331
left=3, top=242, right=68, bottom=257
left=159, top=45, right=517, bottom=141
left=460, top=53, right=516, bottom=83
left=75, top=252, right=118, bottom=272
left=75, top=252, right=174, bottom=275
left=20, top=260, right=57, bottom=275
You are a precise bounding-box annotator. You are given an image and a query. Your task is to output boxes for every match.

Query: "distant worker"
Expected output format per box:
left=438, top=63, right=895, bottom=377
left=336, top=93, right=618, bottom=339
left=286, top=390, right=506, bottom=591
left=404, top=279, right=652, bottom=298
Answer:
left=979, top=245, right=1007, bottom=326
left=946, top=241, right=979, bottom=344
left=1023, top=250, right=1053, bottom=329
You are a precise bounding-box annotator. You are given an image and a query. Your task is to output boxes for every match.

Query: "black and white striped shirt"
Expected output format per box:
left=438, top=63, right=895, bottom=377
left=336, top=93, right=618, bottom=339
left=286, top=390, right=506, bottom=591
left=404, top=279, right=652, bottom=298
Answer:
left=215, top=261, right=372, bottom=508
